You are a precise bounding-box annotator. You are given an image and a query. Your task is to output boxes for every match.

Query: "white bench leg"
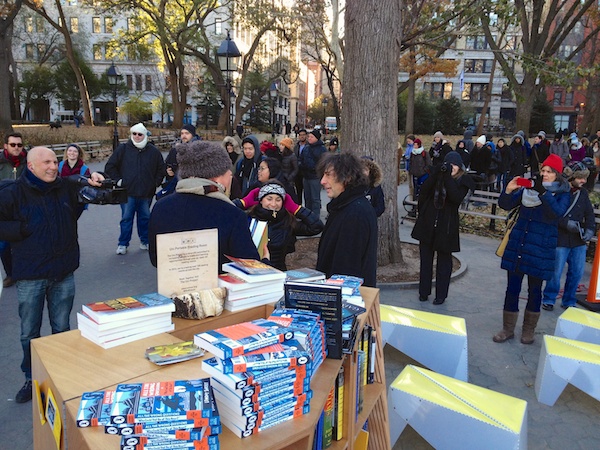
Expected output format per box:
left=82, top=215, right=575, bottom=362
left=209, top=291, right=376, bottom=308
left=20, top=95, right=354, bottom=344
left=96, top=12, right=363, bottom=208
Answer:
left=535, top=343, right=569, bottom=406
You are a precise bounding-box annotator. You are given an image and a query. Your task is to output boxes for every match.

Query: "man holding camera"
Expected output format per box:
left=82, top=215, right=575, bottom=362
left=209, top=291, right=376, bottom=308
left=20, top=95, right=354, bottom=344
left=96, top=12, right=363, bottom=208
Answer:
left=542, top=161, right=596, bottom=311
left=105, top=123, right=165, bottom=255
left=0, top=146, right=104, bottom=403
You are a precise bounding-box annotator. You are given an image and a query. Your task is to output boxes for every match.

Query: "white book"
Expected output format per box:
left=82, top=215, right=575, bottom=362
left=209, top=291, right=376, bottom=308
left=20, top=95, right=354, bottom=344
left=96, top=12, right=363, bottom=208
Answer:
left=224, top=292, right=283, bottom=312
left=222, top=262, right=286, bottom=284
left=226, top=284, right=283, bottom=301
left=79, top=322, right=175, bottom=349
left=76, top=311, right=171, bottom=332
left=77, top=313, right=173, bottom=340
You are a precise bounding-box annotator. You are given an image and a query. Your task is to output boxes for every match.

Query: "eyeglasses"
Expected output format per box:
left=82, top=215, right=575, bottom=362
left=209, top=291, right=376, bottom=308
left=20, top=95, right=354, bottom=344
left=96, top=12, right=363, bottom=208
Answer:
left=257, top=167, right=267, bottom=172
left=8, top=143, right=23, bottom=147
left=132, top=132, right=145, bottom=137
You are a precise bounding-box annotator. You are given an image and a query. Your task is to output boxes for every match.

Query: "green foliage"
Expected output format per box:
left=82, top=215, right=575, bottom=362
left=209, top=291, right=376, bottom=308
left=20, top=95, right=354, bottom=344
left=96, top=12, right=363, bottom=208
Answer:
left=307, top=95, right=335, bottom=124
left=54, top=58, right=102, bottom=111
left=18, top=66, right=56, bottom=101
left=413, top=93, right=437, bottom=134
left=120, top=94, right=153, bottom=124
left=434, top=97, right=465, bottom=135
left=530, top=94, right=556, bottom=134
left=397, top=91, right=407, bottom=132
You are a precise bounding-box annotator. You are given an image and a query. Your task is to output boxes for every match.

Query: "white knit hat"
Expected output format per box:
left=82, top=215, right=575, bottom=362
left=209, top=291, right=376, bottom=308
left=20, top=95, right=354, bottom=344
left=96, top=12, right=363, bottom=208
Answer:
left=130, top=123, right=149, bottom=149
left=476, top=135, right=486, bottom=145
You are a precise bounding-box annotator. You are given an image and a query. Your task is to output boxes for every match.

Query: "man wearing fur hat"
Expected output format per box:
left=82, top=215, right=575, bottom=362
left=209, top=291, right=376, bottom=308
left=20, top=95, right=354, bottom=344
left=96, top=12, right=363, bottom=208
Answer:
left=148, top=141, right=260, bottom=268
left=105, top=123, right=165, bottom=255
left=542, top=161, right=595, bottom=311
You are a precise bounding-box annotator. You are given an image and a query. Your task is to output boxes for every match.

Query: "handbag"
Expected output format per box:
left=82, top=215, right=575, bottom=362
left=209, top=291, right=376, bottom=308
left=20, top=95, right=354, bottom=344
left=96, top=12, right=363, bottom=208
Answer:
left=496, top=207, right=520, bottom=257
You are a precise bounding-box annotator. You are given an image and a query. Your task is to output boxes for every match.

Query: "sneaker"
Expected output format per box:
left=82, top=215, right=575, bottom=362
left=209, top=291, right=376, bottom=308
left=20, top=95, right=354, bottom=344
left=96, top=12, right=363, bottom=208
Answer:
left=116, top=245, right=128, bottom=255
left=542, top=303, right=554, bottom=311
left=3, top=276, right=15, bottom=288
left=15, top=380, right=32, bottom=404
left=139, top=243, right=149, bottom=251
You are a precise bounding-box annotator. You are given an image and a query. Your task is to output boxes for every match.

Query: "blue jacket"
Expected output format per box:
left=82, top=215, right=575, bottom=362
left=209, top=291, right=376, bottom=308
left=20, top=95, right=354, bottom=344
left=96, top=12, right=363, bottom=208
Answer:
left=499, top=184, right=570, bottom=280
left=104, top=140, right=165, bottom=198
left=0, top=170, right=84, bottom=281
left=298, top=140, right=326, bottom=179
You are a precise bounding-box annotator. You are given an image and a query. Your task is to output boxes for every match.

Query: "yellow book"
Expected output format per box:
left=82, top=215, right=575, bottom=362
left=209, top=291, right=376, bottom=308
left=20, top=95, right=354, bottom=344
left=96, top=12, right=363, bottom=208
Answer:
left=355, top=429, right=369, bottom=450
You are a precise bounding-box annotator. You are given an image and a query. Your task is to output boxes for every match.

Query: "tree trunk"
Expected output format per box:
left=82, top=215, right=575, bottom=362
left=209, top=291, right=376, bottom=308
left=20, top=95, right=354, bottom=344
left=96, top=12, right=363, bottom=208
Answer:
left=514, top=74, right=537, bottom=133
left=0, top=23, right=15, bottom=134
left=476, top=59, right=497, bottom=137
left=344, top=0, right=402, bottom=266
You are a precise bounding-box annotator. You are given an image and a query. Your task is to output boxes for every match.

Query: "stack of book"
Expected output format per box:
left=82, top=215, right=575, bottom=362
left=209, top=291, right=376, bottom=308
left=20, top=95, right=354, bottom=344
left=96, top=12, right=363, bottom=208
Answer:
left=75, top=378, right=221, bottom=449
left=218, top=257, right=286, bottom=312
left=196, top=312, right=326, bottom=437
left=77, top=293, right=175, bottom=349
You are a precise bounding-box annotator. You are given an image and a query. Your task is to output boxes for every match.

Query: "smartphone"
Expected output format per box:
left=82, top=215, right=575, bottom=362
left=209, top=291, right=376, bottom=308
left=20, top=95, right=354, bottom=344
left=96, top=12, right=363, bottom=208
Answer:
left=516, top=177, right=533, bottom=188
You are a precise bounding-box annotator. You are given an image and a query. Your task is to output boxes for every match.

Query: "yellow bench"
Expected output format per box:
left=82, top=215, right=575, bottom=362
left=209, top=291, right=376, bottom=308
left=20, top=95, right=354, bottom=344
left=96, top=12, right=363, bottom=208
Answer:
left=380, top=304, right=468, bottom=381
left=535, top=335, right=600, bottom=406
left=388, top=365, right=528, bottom=449
left=554, top=307, right=600, bottom=345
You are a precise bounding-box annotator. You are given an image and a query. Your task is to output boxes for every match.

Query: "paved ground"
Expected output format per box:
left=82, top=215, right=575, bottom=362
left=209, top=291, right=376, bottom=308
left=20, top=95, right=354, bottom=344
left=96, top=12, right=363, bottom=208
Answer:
left=1, top=158, right=599, bottom=449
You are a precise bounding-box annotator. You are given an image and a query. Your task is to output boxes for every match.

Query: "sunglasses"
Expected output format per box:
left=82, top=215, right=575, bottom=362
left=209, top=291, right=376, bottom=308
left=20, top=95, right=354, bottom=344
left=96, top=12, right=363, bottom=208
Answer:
left=8, top=143, right=23, bottom=148
left=132, top=132, right=145, bottom=137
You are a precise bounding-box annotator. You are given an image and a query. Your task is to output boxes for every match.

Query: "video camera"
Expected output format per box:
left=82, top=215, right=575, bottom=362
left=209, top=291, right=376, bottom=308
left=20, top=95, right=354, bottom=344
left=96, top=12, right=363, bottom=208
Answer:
left=78, top=179, right=127, bottom=205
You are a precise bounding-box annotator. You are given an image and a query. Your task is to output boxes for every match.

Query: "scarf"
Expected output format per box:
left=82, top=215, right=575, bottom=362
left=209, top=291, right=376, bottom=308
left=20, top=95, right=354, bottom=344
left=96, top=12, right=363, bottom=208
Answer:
left=25, top=168, right=58, bottom=193
left=239, top=157, right=255, bottom=179
left=175, top=177, right=233, bottom=205
left=521, top=181, right=565, bottom=208
left=4, top=149, right=25, bottom=167
left=412, top=146, right=424, bottom=155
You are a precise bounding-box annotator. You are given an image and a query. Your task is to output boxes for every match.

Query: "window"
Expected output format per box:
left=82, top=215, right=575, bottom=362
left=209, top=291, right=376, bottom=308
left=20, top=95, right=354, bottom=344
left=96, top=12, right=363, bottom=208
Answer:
left=126, top=74, right=133, bottom=90
left=37, top=44, right=46, bottom=59
left=553, top=90, right=562, bottom=106
left=25, top=44, right=34, bottom=59
left=423, top=82, right=453, bottom=99
left=216, top=18, right=222, bottom=34
left=565, top=92, right=573, bottom=106
left=70, top=17, right=79, bottom=33
left=68, top=0, right=78, bottom=5
left=93, top=44, right=103, bottom=60
left=464, top=59, right=494, bottom=73
left=465, top=35, right=489, bottom=50
left=135, top=74, right=142, bottom=91
left=93, top=17, right=101, bottom=33
left=145, top=75, right=152, bottom=91
left=462, top=83, right=488, bottom=101
left=555, top=114, right=570, bottom=131
left=105, top=18, right=113, bottom=34
left=25, top=17, right=33, bottom=33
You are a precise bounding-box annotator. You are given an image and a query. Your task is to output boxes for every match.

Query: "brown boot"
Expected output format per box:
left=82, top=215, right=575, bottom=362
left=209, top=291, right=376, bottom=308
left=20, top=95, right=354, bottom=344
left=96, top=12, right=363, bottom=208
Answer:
left=493, top=311, right=519, bottom=343
left=521, top=310, right=540, bottom=344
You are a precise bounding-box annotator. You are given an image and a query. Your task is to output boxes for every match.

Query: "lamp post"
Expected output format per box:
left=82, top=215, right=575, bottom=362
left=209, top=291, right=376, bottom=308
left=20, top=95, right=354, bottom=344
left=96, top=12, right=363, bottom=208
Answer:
left=217, top=30, right=241, bottom=136
left=270, top=82, right=277, bottom=138
left=106, top=63, right=121, bottom=151
left=322, top=97, right=329, bottom=133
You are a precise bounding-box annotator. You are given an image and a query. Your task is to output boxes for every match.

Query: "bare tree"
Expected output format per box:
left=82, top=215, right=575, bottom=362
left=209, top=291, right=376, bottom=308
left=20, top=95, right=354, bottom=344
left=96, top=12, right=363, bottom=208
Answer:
left=344, top=0, right=402, bottom=269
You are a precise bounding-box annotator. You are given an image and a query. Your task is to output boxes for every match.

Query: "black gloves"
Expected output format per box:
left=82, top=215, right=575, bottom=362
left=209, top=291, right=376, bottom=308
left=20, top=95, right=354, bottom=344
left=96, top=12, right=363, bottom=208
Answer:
left=566, top=220, right=580, bottom=234
left=583, top=229, right=595, bottom=242
left=532, top=176, right=545, bottom=195
left=440, top=162, right=451, bottom=173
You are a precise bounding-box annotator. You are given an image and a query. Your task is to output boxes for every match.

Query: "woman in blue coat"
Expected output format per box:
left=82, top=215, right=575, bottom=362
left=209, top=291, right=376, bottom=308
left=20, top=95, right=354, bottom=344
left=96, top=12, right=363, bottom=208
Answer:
left=493, top=154, right=570, bottom=345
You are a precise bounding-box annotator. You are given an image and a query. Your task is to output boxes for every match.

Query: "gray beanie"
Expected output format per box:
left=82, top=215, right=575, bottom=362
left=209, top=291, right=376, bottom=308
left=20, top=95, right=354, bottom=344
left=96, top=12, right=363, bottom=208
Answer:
left=177, top=141, right=232, bottom=180
left=433, top=131, right=444, bottom=140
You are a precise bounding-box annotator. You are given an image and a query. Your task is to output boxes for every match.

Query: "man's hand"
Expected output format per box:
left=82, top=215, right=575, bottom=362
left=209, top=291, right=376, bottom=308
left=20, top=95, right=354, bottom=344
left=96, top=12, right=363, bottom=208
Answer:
left=88, top=172, right=105, bottom=187
left=583, top=229, right=595, bottom=242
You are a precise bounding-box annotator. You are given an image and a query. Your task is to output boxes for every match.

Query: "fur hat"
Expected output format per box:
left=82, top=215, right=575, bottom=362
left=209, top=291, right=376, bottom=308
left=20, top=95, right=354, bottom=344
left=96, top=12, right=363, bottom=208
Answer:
left=433, top=131, right=444, bottom=140
left=222, top=136, right=240, bottom=153
left=476, top=135, right=486, bottom=145
left=541, top=154, right=563, bottom=174
left=279, top=137, right=293, bottom=150
left=181, top=124, right=196, bottom=136
left=310, top=129, right=322, bottom=140
left=258, top=182, right=286, bottom=201
left=444, top=151, right=466, bottom=172
left=361, top=158, right=383, bottom=187
left=177, top=141, right=232, bottom=180
left=564, top=161, right=590, bottom=181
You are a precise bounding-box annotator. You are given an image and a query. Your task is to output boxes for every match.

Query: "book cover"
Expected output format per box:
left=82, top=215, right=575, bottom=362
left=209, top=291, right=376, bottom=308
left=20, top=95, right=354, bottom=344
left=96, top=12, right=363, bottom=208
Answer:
left=82, top=293, right=174, bottom=324
left=76, top=391, right=105, bottom=427
left=325, top=275, right=363, bottom=296
left=119, top=434, right=219, bottom=450
left=193, top=319, right=294, bottom=360
left=285, top=268, right=326, bottom=283
left=284, top=281, right=343, bottom=359
left=322, top=386, right=335, bottom=448
left=33, top=379, right=46, bottom=425
left=225, top=255, right=283, bottom=276
left=217, top=273, right=277, bottom=292
left=145, top=341, right=205, bottom=366
left=334, top=366, right=344, bottom=441
left=249, top=218, right=268, bottom=259
left=222, top=263, right=286, bottom=284
left=45, top=387, right=62, bottom=449
left=220, top=346, right=311, bottom=374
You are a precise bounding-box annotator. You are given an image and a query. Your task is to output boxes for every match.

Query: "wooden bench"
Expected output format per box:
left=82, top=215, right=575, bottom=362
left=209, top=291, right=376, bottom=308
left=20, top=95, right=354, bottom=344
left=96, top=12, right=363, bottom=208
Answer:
left=49, top=141, right=103, bottom=160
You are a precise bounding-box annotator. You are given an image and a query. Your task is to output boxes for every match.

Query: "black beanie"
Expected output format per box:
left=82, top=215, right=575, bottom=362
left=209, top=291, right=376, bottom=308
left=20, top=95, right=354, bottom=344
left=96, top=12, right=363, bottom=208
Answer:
left=181, top=124, right=196, bottom=136
left=310, top=129, right=321, bottom=141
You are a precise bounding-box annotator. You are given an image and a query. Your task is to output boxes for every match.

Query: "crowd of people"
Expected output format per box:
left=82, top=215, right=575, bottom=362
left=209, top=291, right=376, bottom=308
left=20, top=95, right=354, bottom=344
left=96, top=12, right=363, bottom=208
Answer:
left=0, top=124, right=382, bottom=404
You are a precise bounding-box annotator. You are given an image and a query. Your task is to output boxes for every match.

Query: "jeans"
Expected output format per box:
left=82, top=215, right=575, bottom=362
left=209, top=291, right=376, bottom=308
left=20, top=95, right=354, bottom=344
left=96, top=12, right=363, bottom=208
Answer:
left=17, top=273, right=75, bottom=379
left=503, top=270, right=543, bottom=312
left=418, top=242, right=452, bottom=301
left=303, top=178, right=322, bottom=217
left=543, top=245, right=587, bottom=307
left=119, top=196, right=152, bottom=247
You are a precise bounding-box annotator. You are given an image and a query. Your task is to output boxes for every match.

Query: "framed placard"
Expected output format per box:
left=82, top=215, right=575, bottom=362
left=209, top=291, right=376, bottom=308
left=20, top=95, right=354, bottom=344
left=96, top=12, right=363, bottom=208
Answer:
left=156, top=228, right=218, bottom=297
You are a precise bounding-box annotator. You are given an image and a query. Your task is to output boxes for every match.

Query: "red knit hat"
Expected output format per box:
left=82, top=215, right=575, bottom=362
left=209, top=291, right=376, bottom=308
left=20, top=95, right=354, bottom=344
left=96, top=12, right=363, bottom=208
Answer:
left=541, top=153, right=563, bottom=174
left=413, top=138, right=422, bottom=148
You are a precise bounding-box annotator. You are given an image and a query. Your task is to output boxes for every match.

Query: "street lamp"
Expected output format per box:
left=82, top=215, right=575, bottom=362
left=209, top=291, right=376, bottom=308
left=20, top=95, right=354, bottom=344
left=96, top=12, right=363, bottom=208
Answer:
left=322, top=97, right=329, bottom=133
left=217, top=30, right=241, bottom=136
left=270, top=82, right=277, bottom=138
left=106, top=62, right=121, bottom=151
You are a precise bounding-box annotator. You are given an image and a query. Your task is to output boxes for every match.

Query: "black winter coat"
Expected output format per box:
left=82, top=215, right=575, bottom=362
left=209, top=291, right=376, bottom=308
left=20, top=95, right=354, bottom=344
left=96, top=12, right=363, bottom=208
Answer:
left=411, top=166, right=474, bottom=253
left=0, top=169, right=84, bottom=280
left=558, top=187, right=595, bottom=248
left=298, top=140, right=326, bottom=179
left=316, top=186, right=378, bottom=287
left=249, top=205, right=323, bottom=271
left=104, top=140, right=165, bottom=198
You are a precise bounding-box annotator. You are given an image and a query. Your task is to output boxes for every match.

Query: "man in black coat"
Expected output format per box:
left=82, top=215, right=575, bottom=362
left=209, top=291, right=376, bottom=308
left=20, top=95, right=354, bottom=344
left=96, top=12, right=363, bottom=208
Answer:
left=316, top=153, right=378, bottom=287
